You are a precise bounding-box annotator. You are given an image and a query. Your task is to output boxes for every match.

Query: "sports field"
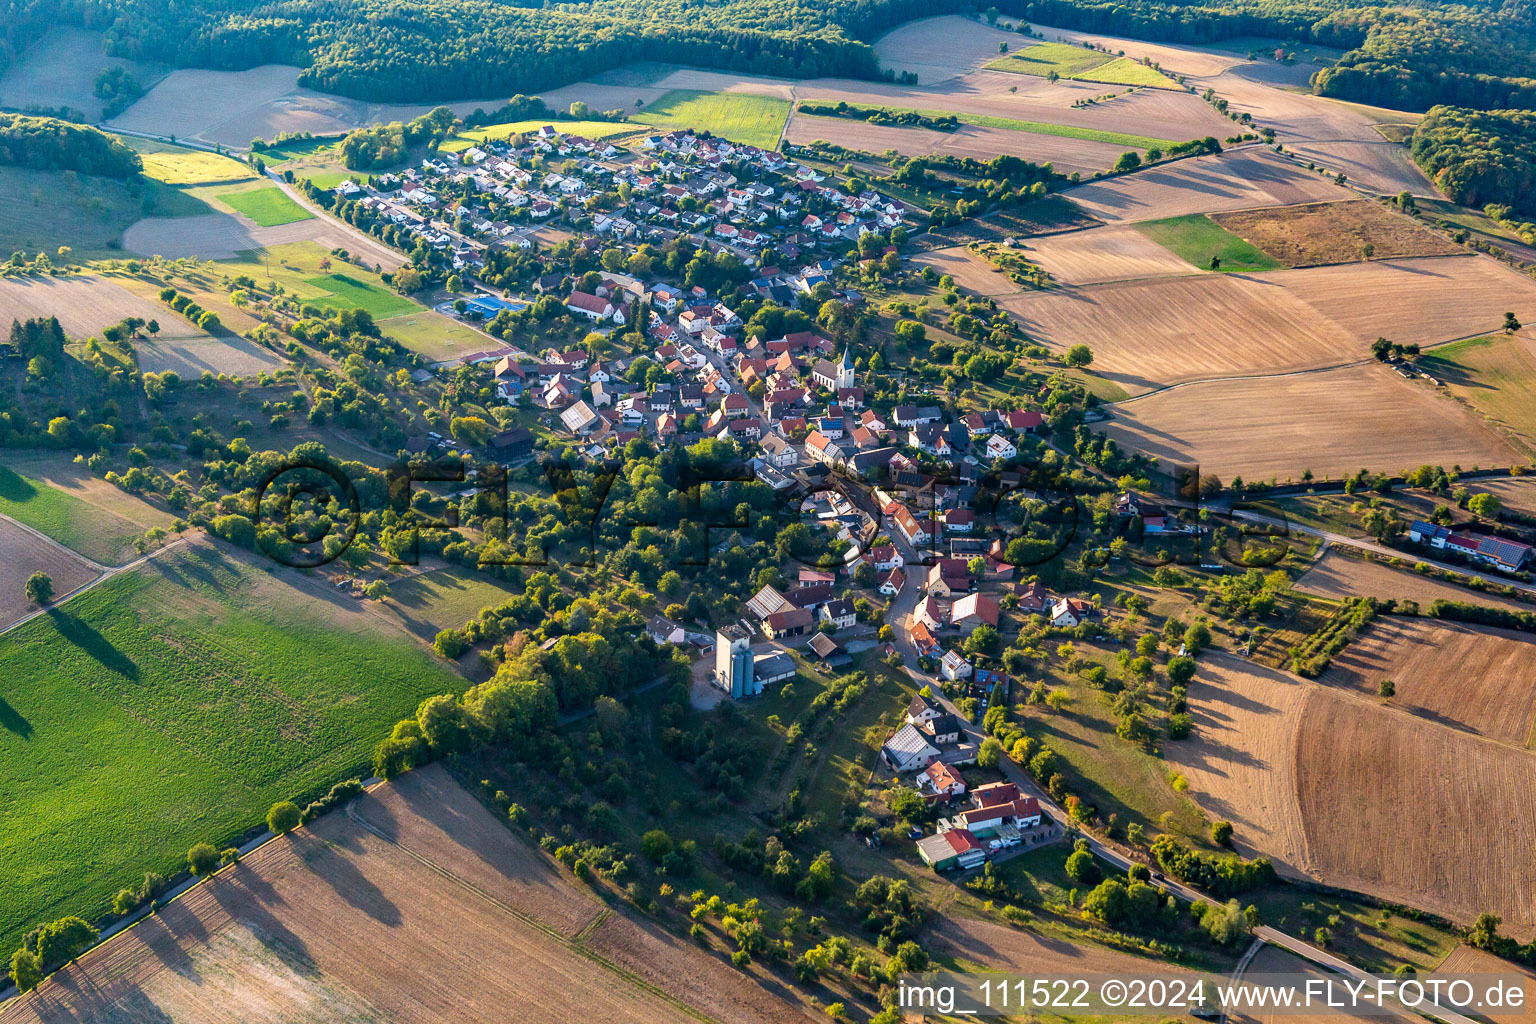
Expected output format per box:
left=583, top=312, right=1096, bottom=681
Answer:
left=1134, top=213, right=1284, bottom=271
left=304, top=272, right=418, bottom=318
left=215, top=186, right=314, bottom=227
left=0, top=540, right=463, bottom=952
left=631, top=90, right=791, bottom=149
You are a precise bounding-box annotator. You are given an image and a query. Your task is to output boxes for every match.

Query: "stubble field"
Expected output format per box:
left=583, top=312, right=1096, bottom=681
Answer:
left=1321, top=619, right=1536, bottom=747
left=0, top=275, right=205, bottom=347
left=997, top=270, right=1354, bottom=391
left=1061, top=148, right=1353, bottom=224
left=1293, top=687, right=1536, bottom=935
left=1015, top=225, right=1196, bottom=284
left=1294, top=548, right=1536, bottom=614
left=1100, top=364, right=1519, bottom=480
left=0, top=766, right=816, bottom=1024
left=1169, top=654, right=1536, bottom=936
left=0, top=516, right=99, bottom=629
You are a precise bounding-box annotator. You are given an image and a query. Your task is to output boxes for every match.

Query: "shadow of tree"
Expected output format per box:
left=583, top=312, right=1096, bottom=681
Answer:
left=0, top=697, right=33, bottom=738
left=46, top=608, right=139, bottom=679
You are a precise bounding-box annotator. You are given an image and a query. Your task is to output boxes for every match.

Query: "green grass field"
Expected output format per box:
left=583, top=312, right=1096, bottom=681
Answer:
left=0, top=465, right=146, bottom=564
left=1420, top=333, right=1536, bottom=450
left=987, top=42, right=1176, bottom=89
left=215, top=186, right=313, bottom=227
left=1135, top=213, right=1285, bottom=272
left=0, top=541, right=463, bottom=951
left=383, top=566, right=522, bottom=640
left=439, top=119, right=642, bottom=154
left=810, top=104, right=1173, bottom=149
left=990, top=41, right=1114, bottom=77
left=123, top=137, right=258, bottom=186
left=303, top=273, right=418, bottom=318
left=377, top=312, right=495, bottom=362
left=943, top=110, right=1174, bottom=149
left=632, top=90, right=792, bottom=149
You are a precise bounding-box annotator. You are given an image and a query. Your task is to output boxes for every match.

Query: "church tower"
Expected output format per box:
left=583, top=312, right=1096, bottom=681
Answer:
left=836, top=347, right=856, bottom=389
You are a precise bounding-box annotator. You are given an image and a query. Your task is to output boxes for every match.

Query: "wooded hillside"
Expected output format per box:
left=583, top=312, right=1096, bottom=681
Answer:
left=0, top=113, right=142, bottom=179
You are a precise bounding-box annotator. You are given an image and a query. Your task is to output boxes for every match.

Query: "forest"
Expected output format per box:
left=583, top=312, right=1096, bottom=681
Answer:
left=1410, top=105, right=1536, bottom=215
left=1, top=0, right=1534, bottom=113
left=0, top=113, right=142, bottom=178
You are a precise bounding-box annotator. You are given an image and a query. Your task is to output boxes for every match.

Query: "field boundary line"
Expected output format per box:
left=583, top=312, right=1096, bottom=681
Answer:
left=346, top=796, right=720, bottom=1024
left=0, top=523, right=188, bottom=638
left=1105, top=324, right=1529, bottom=406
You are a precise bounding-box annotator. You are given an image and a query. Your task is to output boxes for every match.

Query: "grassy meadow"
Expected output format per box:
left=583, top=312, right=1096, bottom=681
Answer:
left=0, top=540, right=463, bottom=951
left=632, top=90, right=792, bottom=149
left=987, top=42, right=1177, bottom=88
left=0, top=462, right=167, bottom=565
left=215, top=185, right=314, bottom=227
left=1134, top=213, right=1285, bottom=272
left=1420, top=333, right=1536, bottom=452
left=0, top=166, right=205, bottom=259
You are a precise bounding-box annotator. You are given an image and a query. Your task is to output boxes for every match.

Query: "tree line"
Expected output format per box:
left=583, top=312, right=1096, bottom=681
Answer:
left=1410, top=105, right=1536, bottom=216
left=0, top=113, right=142, bottom=179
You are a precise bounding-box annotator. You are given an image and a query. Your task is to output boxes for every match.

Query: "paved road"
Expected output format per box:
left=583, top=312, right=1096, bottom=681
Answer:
left=1227, top=507, right=1536, bottom=599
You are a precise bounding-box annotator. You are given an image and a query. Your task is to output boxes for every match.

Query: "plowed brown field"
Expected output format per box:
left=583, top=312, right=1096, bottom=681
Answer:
left=1321, top=619, right=1536, bottom=746
left=1432, top=946, right=1536, bottom=1024
left=0, top=765, right=813, bottom=1023
left=1100, top=364, right=1519, bottom=480
left=1062, top=148, right=1352, bottom=224
left=1295, top=549, right=1534, bottom=614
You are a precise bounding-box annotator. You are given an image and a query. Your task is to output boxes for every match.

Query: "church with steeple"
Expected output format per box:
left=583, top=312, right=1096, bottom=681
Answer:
left=812, top=347, right=857, bottom=391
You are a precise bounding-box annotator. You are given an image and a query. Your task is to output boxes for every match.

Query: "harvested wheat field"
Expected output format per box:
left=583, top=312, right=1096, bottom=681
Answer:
left=1294, top=687, right=1536, bottom=934
left=1063, top=148, right=1353, bottom=224
left=997, top=271, right=1354, bottom=391
left=930, top=914, right=1199, bottom=976
left=0, top=275, right=206, bottom=346
left=0, top=516, right=99, bottom=629
left=785, top=114, right=1132, bottom=176
left=586, top=912, right=824, bottom=1024
left=1295, top=548, right=1535, bottom=614
left=1321, top=619, right=1536, bottom=747
left=1164, top=655, right=1312, bottom=871
left=0, top=764, right=799, bottom=1024
left=1211, top=200, right=1463, bottom=267
left=1101, top=364, right=1519, bottom=480
left=1432, top=946, right=1536, bottom=1024
left=1019, top=225, right=1195, bottom=284
left=1276, top=257, right=1536, bottom=350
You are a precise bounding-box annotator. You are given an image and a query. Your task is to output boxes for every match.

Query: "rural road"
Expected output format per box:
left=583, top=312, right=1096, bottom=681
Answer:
left=0, top=512, right=188, bottom=638
left=874, top=513, right=1482, bottom=1024
left=1227, top=507, right=1536, bottom=599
